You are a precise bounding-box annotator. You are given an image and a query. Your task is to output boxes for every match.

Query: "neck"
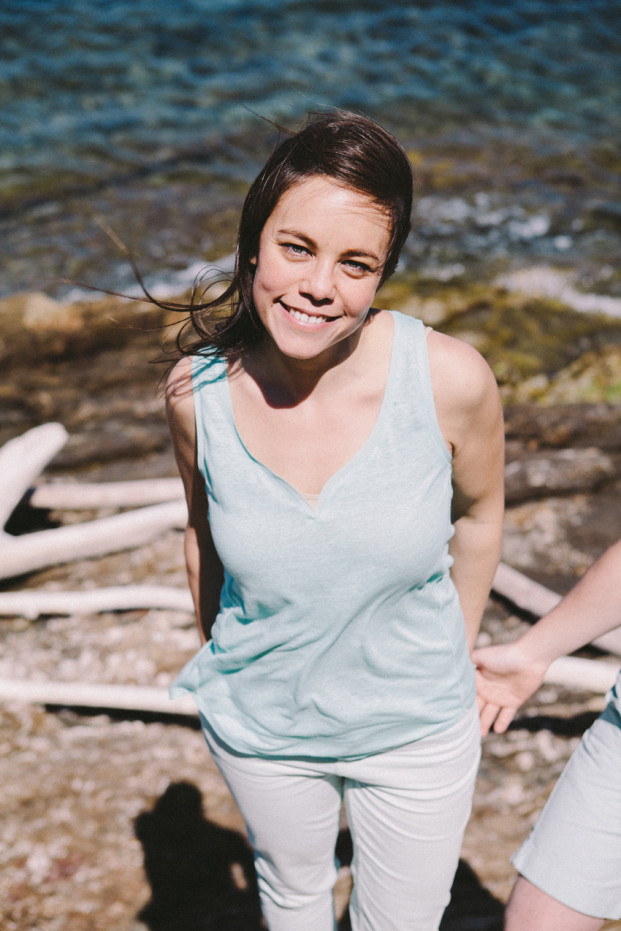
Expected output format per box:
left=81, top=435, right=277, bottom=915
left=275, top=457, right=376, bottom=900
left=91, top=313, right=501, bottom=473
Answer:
left=243, top=315, right=375, bottom=409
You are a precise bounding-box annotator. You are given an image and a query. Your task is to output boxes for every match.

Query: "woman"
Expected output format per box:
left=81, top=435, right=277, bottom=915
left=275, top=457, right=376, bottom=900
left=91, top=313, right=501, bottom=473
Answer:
left=474, top=540, right=621, bottom=931
left=166, top=111, right=505, bottom=930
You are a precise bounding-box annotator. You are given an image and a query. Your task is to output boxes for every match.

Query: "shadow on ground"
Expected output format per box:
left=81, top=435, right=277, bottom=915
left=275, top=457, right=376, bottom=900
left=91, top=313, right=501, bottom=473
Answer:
left=135, top=781, right=264, bottom=930
left=135, top=781, right=504, bottom=931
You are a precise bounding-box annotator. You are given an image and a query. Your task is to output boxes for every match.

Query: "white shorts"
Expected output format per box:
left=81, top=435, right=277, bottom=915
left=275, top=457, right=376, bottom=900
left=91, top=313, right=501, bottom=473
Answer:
left=512, top=700, right=621, bottom=920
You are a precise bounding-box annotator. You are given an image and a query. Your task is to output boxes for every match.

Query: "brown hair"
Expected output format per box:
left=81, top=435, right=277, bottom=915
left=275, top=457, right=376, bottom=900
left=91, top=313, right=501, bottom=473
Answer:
left=168, top=111, right=414, bottom=358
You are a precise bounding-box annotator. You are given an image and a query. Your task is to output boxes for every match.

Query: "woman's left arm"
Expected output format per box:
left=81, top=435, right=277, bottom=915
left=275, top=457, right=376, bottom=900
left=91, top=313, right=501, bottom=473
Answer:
left=428, top=331, right=505, bottom=652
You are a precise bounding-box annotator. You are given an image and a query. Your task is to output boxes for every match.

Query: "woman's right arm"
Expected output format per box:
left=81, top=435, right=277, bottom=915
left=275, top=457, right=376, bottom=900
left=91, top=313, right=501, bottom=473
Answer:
left=473, top=540, right=621, bottom=735
left=166, top=357, right=224, bottom=644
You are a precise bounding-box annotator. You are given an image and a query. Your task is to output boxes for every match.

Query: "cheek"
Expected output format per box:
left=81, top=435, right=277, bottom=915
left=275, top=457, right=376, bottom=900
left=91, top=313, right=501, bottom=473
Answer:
left=253, top=254, right=293, bottom=299
left=251, top=263, right=282, bottom=324
left=351, top=280, right=381, bottom=314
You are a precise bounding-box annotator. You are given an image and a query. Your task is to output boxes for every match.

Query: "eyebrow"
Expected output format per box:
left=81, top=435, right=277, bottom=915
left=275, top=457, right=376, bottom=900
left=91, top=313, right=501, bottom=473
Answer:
left=277, top=228, right=383, bottom=264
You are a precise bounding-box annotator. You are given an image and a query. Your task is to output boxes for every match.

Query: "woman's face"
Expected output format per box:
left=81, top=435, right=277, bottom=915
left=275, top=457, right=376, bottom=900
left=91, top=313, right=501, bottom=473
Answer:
left=251, top=175, right=392, bottom=364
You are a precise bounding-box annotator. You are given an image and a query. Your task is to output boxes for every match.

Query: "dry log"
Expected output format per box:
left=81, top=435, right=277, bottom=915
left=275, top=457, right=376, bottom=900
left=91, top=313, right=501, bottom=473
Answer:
left=0, top=585, right=193, bottom=619
left=0, top=655, right=617, bottom=719
left=0, top=677, right=197, bottom=716
left=0, top=500, right=187, bottom=581
left=504, top=448, right=616, bottom=505
left=492, top=562, right=560, bottom=616
left=492, top=562, right=621, bottom=658
left=29, top=477, right=184, bottom=510
left=0, top=423, right=68, bottom=528
left=544, top=656, right=619, bottom=694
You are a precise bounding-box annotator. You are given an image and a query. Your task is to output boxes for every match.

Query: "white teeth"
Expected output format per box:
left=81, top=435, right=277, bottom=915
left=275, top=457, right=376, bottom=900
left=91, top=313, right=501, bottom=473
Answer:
left=287, top=307, right=327, bottom=324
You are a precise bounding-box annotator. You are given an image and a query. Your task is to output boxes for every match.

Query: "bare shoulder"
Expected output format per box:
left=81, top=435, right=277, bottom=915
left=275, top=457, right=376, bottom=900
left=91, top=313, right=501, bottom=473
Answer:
left=166, top=356, right=195, bottom=420
left=165, top=356, right=196, bottom=463
left=166, top=355, right=193, bottom=401
left=426, top=329, right=502, bottom=452
left=427, top=329, right=498, bottom=409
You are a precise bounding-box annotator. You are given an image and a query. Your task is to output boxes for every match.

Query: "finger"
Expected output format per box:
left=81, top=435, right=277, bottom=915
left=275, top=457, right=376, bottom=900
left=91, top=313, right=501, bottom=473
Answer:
left=492, top=706, right=517, bottom=734
left=478, top=702, right=500, bottom=738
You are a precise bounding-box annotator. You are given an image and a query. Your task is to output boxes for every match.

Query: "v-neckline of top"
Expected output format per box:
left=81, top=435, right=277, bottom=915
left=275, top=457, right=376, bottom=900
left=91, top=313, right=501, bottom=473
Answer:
left=223, top=311, right=399, bottom=512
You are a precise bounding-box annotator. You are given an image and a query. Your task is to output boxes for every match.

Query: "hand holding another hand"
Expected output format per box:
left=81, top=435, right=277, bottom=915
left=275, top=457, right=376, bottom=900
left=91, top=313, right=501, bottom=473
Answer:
left=472, top=641, right=549, bottom=737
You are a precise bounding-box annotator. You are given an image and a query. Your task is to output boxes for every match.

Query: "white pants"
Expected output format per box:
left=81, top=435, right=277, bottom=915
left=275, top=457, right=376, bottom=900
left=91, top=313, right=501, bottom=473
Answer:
left=202, top=706, right=481, bottom=931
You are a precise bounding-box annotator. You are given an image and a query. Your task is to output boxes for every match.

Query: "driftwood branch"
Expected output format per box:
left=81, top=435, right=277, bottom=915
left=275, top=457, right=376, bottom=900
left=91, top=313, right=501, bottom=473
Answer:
left=0, top=423, right=68, bottom=528
left=0, top=425, right=187, bottom=582
left=0, top=678, right=197, bottom=716
left=492, top=562, right=560, bottom=615
left=0, top=500, right=187, bottom=581
left=1, top=564, right=618, bottom=715
left=0, top=585, right=194, bottom=619
left=544, top=656, right=619, bottom=694
left=0, top=656, right=617, bottom=719
left=29, top=477, right=183, bottom=510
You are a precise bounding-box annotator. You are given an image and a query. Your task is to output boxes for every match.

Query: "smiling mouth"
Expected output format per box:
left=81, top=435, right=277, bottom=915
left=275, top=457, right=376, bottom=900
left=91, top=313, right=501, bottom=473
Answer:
left=281, top=302, right=334, bottom=325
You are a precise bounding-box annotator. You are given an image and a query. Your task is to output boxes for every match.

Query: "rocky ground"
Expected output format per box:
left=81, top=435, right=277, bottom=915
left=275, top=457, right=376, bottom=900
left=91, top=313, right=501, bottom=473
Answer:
left=2, top=288, right=621, bottom=930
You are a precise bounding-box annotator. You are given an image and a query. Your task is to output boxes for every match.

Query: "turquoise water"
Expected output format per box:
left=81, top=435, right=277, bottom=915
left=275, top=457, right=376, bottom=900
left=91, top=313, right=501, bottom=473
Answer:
left=1, top=0, right=620, bottom=297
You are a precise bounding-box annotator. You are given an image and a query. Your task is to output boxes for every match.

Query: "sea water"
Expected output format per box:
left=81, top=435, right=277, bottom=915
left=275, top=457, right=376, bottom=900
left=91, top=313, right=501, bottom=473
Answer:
left=1, top=0, right=620, bottom=299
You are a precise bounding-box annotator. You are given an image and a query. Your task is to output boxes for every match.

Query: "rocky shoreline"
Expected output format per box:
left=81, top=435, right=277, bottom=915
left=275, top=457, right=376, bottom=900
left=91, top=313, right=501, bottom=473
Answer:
left=2, top=283, right=621, bottom=930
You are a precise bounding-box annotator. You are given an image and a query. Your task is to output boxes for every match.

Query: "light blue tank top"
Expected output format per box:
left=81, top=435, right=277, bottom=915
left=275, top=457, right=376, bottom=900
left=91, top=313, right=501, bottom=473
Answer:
left=170, top=311, right=475, bottom=758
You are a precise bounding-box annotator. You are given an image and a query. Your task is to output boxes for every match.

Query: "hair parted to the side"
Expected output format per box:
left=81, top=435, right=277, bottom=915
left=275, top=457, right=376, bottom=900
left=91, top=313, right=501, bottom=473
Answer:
left=166, top=110, right=414, bottom=359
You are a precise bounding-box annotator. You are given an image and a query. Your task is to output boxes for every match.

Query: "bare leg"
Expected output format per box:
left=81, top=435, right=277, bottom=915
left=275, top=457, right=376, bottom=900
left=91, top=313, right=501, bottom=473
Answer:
left=505, top=876, right=605, bottom=931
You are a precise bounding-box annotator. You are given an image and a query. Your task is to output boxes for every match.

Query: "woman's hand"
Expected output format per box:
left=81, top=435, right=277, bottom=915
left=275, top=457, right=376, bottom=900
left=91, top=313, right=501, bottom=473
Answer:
left=473, top=641, right=549, bottom=736
left=474, top=542, right=621, bottom=736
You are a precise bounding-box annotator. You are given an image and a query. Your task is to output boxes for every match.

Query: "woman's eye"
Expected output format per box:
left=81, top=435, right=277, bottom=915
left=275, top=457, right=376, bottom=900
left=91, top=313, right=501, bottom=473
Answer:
left=282, top=242, right=309, bottom=256
left=343, top=259, right=372, bottom=274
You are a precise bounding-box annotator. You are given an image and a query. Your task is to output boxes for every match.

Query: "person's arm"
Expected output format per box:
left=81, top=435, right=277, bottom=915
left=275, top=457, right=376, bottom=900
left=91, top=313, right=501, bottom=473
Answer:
left=166, top=357, right=224, bottom=644
left=474, top=539, right=621, bottom=735
left=429, top=331, right=505, bottom=652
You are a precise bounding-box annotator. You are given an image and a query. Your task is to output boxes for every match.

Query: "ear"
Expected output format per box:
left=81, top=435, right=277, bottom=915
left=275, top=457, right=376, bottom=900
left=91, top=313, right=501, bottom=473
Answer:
left=250, top=255, right=257, bottom=266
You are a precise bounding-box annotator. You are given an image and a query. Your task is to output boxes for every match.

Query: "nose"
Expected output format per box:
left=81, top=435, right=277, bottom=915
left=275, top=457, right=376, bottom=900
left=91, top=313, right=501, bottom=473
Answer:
left=299, top=260, right=335, bottom=306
